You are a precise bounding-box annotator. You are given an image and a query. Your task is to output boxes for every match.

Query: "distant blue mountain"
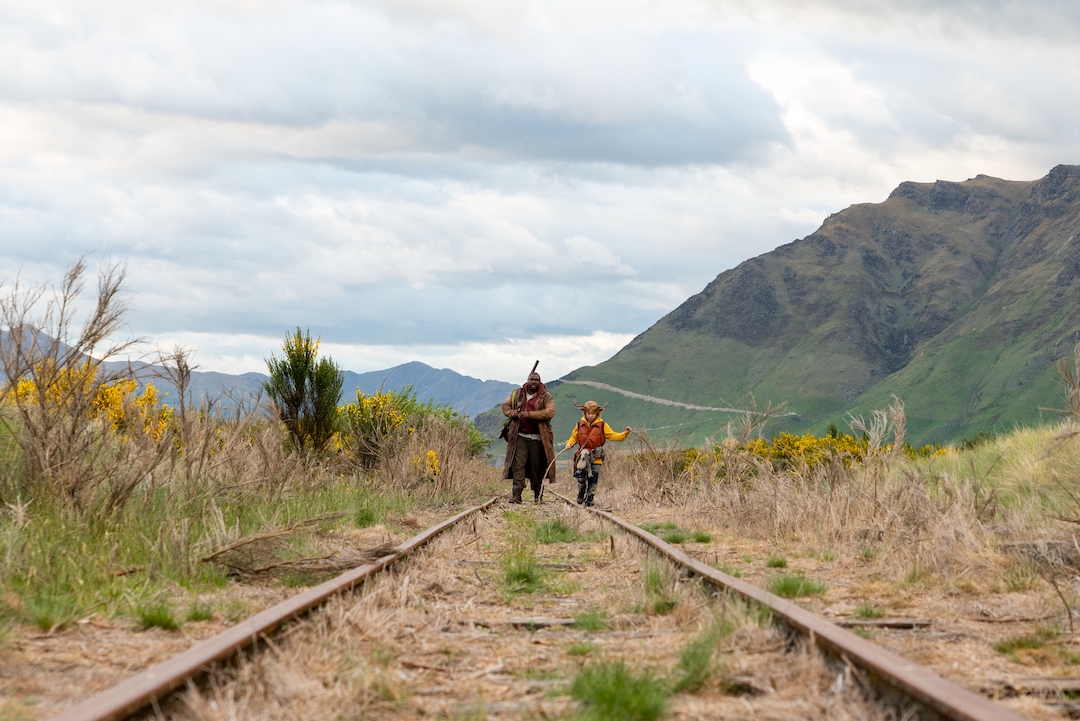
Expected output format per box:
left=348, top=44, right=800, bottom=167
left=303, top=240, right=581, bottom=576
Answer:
left=0, top=329, right=516, bottom=418
left=340, top=361, right=516, bottom=418
left=119, top=360, right=514, bottom=419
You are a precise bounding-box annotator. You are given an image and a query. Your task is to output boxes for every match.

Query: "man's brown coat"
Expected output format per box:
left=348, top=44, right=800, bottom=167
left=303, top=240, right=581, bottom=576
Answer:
left=501, top=386, right=556, bottom=482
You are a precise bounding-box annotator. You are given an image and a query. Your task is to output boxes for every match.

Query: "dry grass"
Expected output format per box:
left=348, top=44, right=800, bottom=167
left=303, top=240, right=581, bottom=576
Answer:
left=582, top=412, right=1080, bottom=719
left=161, top=502, right=890, bottom=720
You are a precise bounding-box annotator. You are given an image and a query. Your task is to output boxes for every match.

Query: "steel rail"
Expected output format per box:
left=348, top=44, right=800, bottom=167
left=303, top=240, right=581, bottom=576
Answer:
left=553, top=491, right=1025, bottom=721
left=50, top=497, right=499, bottom=721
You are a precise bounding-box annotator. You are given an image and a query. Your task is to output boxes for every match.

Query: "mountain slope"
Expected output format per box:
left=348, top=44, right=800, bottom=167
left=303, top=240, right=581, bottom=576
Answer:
left=564, top=166, right=1080, bottom=444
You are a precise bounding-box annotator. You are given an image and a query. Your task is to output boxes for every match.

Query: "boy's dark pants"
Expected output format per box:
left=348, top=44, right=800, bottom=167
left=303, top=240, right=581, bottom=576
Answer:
left=575, top=467, right=599, bottom=506
left=512, top=436, right=546, bottom=501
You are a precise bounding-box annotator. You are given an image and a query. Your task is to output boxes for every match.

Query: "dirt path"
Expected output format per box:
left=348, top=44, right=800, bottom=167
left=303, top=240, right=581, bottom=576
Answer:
left=162, top=500, right=889, bottom=720
left=559, top=380, right=797, bottom=416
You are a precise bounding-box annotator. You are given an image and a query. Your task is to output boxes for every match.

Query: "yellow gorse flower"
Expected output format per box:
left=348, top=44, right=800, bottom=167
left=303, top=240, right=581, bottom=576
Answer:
left=12, top=362, right=173, bottom=443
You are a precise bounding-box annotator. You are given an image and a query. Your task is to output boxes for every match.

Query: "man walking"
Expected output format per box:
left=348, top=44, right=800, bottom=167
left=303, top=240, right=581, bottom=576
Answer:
left=501, top=371, right=555, bottom=503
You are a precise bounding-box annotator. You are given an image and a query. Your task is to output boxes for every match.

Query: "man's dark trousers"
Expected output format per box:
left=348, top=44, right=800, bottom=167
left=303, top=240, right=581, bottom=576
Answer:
left=512, top=436, right=546, bottom=501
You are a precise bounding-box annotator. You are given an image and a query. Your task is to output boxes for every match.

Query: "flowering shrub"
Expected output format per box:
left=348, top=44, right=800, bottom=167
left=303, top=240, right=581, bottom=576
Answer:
left=337, top=386, right=489, bottom=470
left=638, top=430, right=946, bottom=482
left=14, top=364, right=173, bottom=442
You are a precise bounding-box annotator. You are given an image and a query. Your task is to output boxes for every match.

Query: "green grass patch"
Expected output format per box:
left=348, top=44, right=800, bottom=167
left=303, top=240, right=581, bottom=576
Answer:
left=641, top=522, right=678, bottom=533
left=570, top=660, right=669, bottom=721
left=535, top=518, right=579, bottom=544
left=573, top=608, right=609, bottom=631
left=353, top=491, right=412, bottom=528
left=136, top=600, right=180, bottom=631
left=279, top=569, right=321, bottom=588
left=660, top=530, right=688, bottom=544
left=855, top=601, right=885, bottom=619
left=24, top=596, right=75, bottom=632
left=185, top=600, right=214, bottom=622
left=820, top=549, right=836, bottom=561
left=501, top=549, right=544, bottom=594
left=713, top=561, right=742, bottom=578
left=994, top=635, right=1048, bottom=654
left=568, top=642, right=598, bottom=656
left=765, top=555, right=787, bottom=569
left=0, top=478, right=416, bottom=629
left=767, top=574, right=826, bottom=599
left=861, top=544, right=876, bottom=559
left=643, top=560, right=679, bottom=615
left=673, top=627, right=721, bottom=693
left=691, top=531, right=712, bottom=543
left=740, top=555, right=753, bottom=563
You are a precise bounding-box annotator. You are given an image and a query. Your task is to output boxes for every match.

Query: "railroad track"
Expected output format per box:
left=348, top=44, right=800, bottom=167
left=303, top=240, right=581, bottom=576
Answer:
left=49, top=494, right=1036, bottom=720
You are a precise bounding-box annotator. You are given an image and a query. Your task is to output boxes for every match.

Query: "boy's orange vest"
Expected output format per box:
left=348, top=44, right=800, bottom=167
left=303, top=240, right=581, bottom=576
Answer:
left=577, top=419, right=606, bottom=450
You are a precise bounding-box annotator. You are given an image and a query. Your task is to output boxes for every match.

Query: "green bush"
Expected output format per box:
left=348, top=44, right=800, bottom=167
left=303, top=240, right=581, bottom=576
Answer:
left=264, top=327, right=343, bottom=452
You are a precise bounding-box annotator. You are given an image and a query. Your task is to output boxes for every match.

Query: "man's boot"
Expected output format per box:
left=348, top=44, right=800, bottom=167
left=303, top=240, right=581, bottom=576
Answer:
left=509, top=491, right=522, bottom=504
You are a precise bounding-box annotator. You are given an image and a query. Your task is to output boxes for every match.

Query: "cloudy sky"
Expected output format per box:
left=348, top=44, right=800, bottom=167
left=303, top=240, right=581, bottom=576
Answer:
left=2, top=0, right=1078, bottom=383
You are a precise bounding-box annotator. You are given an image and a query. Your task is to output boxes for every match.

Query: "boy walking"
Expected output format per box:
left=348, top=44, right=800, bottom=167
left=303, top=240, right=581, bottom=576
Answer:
left=564, top=401, right=631, bottom=506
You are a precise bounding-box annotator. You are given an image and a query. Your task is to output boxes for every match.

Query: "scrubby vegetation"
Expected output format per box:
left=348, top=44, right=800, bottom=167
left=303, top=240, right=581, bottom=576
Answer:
left=0, top=261, right=497, bottom=635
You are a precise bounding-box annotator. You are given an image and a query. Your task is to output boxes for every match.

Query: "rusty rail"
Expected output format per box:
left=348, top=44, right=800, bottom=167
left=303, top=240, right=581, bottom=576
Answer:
left=50, top=497, right=499, bottom=721
left=554, top=491, right=1025, bottom=721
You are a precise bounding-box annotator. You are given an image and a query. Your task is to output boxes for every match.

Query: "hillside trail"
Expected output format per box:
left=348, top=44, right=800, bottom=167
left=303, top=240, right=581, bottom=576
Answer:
left=559, top=380, right=798, bottom=416
left=168, top=500, right=885, bottom=720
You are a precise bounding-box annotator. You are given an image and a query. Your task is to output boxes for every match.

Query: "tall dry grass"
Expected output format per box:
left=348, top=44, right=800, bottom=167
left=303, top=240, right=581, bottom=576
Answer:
left=600, top=399, right=1080, bottom=585
left=0, top=261, right=497, bottom=630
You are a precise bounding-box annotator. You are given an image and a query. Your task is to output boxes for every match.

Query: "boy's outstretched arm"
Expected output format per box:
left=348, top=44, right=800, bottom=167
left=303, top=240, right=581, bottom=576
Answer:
left=602, top=423, right=631, bottom=442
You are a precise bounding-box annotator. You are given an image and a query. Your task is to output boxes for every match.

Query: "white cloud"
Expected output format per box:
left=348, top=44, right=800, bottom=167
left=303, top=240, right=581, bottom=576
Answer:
left=2, top=0, right=1079, bottom=379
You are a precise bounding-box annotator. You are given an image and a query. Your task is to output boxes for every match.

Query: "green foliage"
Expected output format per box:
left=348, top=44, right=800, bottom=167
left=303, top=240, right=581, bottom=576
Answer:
left=661, top=529, right=688, bottom=544
left=264, top=327, right=343, bottom=452
left=713, top=561, right=742, bottom=578
left=643, top=560, right=678, bottom=615
left=339, top=386, right=489, bottom=468
left=691, top=531, right=712, bottom=543
left=765, top=555, right=787, bottom=568
left=568, top=642, right=598, bottom=656
left=534, top=518, right=579, bottom=544
left=959, top=431, right=996, bottom=450
left=673, top=627, right=721, bottom=693
left=767, top=573, right=826, bottom=598
left=185, top=601, right=214, bottom=622
left=136, top=600, right=179, bottom=630
left=570, top=660, right=669, bottom=721
left=573, top=608, right=609, bottom=631
left=500, top=523, right=545, bottom=596
left=855, top=601, right=885, bottom=618
left=0, top=479, right=414, bottom=628
left=354, top=492, right=411, bottom=528
left=24, top=595, right=75, bottom=632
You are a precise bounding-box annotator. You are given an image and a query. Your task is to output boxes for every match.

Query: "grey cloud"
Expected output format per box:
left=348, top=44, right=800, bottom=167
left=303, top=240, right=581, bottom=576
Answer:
left=0, top=4, right=786, bottom=167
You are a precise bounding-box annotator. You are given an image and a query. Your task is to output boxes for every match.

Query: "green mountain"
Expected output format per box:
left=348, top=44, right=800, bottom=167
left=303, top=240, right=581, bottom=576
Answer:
left=550, top=165, right=1080, bottom=445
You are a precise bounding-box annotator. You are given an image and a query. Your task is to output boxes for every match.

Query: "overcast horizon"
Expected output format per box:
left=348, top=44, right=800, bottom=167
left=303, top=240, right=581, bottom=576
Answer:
left=3, top=1, right=1078, bottom=384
